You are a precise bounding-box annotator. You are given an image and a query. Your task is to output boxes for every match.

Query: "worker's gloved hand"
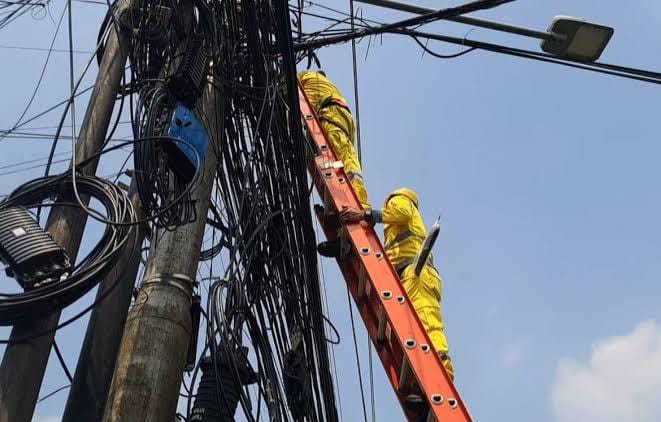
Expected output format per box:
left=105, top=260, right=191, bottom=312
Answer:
left=339, top=206, right=364, bottom=224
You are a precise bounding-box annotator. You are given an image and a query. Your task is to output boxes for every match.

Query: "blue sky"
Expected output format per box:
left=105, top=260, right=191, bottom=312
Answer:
left=1, top=1, right=661, bottom=421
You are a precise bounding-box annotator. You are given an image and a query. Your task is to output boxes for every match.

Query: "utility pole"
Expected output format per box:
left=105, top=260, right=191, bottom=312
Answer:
left=0, top=3, right=132, bottom=421
left=103, top=80, right=221, bottom=422
left=62, top=179, right=145, bottom=422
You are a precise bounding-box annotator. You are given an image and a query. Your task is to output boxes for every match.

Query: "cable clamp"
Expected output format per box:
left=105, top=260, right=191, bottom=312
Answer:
left=140, top=272, right=195, bottom=301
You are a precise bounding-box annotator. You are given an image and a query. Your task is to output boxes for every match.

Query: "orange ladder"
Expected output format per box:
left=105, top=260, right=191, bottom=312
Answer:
left=298, top=84, right=472, bottom=422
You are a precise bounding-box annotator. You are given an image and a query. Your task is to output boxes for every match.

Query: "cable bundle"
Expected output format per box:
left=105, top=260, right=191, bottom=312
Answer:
left=132, top=87, right=198, bottom=229
left=124, top=0, right=212, bottom=229
left=0, top=0, right=49, bottom=30
left=0, top=173, right=137, bottom=325
left=183, top=1, right=340, bottom=420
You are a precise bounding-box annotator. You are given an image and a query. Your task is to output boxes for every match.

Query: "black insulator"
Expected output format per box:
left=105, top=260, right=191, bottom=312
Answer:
left=283, top=347, right=312, bottom=419
left=191, top=346, right=257, bottom=421
left=166, top=33, right=209, bottom=109
left=185, top=294, right=202, bottom=372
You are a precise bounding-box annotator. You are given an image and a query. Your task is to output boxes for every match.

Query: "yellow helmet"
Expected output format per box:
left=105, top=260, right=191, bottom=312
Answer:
left=298, top=70, right=328, bottom=85
left=386, top=188, right=419, bottom=208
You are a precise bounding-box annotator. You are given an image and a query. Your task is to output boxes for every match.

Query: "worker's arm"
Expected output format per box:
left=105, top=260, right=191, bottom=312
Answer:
left=340, top=195, right=414, bottom=225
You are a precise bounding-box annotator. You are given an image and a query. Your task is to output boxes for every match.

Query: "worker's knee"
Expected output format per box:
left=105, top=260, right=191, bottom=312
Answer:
left=428, top=328, right=449, bottom=354
left=417, top=306, right=449, bottom=352
left=323, top=127, right=353, bottom=159
left=440, top=354, right=455, bottom=381
left=419, top=268, right=442, bottom=300
left=321, top=106, right=355, bottom=135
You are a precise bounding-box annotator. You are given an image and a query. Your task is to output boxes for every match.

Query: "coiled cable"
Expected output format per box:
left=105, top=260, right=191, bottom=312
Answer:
left=0, top=173, right=137, bottom=325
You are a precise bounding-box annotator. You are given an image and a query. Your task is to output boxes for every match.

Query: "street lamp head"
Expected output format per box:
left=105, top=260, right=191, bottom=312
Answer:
left=541, top=16, right=614, bottom=62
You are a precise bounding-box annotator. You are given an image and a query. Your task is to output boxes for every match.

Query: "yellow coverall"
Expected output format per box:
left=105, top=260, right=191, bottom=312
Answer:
left=378, top=194, right=454, bottom=380
left=298, top=71, right=370, bottom=209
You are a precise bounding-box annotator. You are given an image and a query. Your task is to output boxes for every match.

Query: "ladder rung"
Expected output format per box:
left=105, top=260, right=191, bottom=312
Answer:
left=376, top=308, right=388, bottom=343
left=398, top=357, right=412, bottom=393
left=357, top=264, right=367, bottom=301
left=323, top=187, right=332, bottom=210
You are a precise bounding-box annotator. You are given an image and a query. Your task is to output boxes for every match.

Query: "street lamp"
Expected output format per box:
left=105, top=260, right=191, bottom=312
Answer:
left=355, top=0, right=615, bottom=62
left=541, top=16, right=614, bottom=62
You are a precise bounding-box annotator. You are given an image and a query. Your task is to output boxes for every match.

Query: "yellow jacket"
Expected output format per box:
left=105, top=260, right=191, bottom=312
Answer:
left=298, top=71, right=349, bottom=111
left=378, top=194, right=451, bottom=376
left=379, top=194, right=428, bottom=268
left=299, top=71, right=356, bottom=140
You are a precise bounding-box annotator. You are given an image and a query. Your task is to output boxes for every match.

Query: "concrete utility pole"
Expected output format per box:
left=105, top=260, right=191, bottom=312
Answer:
left=0, top=4, right=132, bottom=422
left=103, top=80, right=222, bottom=422
left=62, top=179, right=145, bottom=422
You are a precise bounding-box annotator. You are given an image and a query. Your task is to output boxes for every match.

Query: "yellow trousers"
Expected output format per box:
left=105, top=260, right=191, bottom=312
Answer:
left=317, top=106, right=370, bottom=209
left=400, top=265, right=454, bottom=380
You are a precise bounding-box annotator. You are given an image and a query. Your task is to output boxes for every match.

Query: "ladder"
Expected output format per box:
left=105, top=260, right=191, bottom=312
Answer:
left=298, top=84, right=472, bottom=422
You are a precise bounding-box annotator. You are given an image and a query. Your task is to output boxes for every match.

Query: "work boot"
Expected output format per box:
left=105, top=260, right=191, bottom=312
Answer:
left=317, top=240, right=341, bottom=258
left=414, top=413, right=430, bottom=422
left=403, top=394, right=427, bottom=414
left=317, top=235, right=352, bottom=258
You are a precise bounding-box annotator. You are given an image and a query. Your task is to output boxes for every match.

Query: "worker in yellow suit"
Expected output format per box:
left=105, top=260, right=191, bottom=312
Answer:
left=298, top=71, right=369, bottom=209
left=338, top=188, right=455, bottom=383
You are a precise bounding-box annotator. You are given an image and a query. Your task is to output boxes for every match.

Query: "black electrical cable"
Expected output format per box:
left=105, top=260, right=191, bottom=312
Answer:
left=0, top=4, right=68, bottom=143
left=410, top=34, right=476, bottom=58
left=132, top=87, right=199, bottom=229
left=347, top=287, right=369, bottom=422
left=36, top=384, right=71, bottom=404
left=294, top=7, right=661, bottom=86
left=391, top=27, right=661, bottom=85
left=308, top=2, right=661, bottom=84
left=43, top=31, right=107, bottom=180
left=0, top=158, right=69, bottom=177
left=0, top=84, right=95, bottom=140
left=0, top=134, right=200, bottom=228
left=0, top=0, right=46, bottom=29
left=349, top=0, right=363, bottom=161
left=0, top=44, right=93, bottom=53
left=69, top=135, right=202, bottom=227
left=0, top=151, right=70, bottom=171
left=295, top=3, right=478, bottom=62
left=294, top=0, right=516, bottom=51
left=53, top=339, right=74, bottom=382
left=184, top=1, right=343, bottom=420
left=122, top=0, right=210, bottom=229
left=0, top=225, right=141, bottom=345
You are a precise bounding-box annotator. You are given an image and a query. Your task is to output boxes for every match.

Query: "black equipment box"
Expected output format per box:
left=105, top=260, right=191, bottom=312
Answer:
left=0, top=207, right=72, bottom=290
